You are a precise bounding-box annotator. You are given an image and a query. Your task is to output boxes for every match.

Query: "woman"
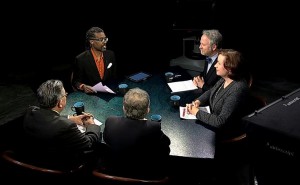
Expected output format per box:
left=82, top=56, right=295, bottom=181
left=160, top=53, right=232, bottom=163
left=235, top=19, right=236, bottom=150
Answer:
left=187, top=49, right=251, bottom=185
left=187, top=49, right=249, bottom=140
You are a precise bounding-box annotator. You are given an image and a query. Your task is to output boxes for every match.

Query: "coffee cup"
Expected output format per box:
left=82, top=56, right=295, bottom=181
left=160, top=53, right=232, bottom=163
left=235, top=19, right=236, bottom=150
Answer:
left=150, top=114, right=162, bottom=122
left=170, top=95, right=180, bottom=107
left=118, top=83, right=129, bottom=95
left=165, top=72, right=174, bottom=82
left=71, top=101, right=85, bottom=115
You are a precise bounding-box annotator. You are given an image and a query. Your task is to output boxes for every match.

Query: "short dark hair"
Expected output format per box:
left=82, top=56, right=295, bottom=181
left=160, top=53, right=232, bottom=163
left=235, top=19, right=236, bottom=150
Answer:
left=85, top=27, right=104, bottom=49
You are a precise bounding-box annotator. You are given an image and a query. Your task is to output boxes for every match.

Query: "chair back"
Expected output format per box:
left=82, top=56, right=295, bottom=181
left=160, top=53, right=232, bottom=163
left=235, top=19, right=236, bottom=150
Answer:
left=92, top=168, right=169, bottom=185
left=1, top=149, right=85, bottom=180
left=221, top=92, right=267, bottom=144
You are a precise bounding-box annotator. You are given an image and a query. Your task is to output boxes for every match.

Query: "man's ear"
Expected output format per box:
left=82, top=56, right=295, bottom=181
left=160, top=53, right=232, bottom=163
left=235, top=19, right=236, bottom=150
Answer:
left=147, top=107, right=150, bottom=113
left=57, top=100, right=63, bottom=108
left=212, top=44, right=217, bottom=51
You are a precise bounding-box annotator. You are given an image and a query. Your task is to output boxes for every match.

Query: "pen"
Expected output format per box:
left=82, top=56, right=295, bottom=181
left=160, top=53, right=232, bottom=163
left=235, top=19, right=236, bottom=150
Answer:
left=182, top=108, right=186, bottom=117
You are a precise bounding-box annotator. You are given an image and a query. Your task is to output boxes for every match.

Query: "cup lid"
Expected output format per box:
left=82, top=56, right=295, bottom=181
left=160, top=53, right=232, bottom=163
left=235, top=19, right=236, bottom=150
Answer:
left=74, top=101, right=84, bottom=107
left=118, top=83, right=128, bottom=88
left=170, top=95, right=180, bottom=100
left=165, top=72, right=174, bottom=76
left=151, top=114, right=162, bottom=120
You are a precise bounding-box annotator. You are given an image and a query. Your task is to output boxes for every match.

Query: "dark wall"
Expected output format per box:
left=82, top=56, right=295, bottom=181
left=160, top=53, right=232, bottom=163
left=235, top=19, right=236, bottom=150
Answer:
left=2, top=0, right=299, bottom=90
left=213, top=0, right=299, bottom=81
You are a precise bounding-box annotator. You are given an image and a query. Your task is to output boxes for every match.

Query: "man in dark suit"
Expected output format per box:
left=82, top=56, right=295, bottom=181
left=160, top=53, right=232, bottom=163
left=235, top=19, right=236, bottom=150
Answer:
left=193, top=29, right=222, bottom=93
left=22, top=79, right=101, bottom=170
left=72, top=27, right=118, bottom=93
left=99, top=87, right=171, bottom=180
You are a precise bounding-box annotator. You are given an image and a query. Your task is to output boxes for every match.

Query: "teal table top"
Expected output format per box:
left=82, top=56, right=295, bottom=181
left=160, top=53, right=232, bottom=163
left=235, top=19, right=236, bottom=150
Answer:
left=61, top=73, right=215, bottom=159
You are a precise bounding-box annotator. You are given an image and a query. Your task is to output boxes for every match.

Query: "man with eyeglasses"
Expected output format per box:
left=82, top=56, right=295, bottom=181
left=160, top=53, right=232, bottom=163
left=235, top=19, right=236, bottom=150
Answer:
left=72, top=27, right=118, bottom=93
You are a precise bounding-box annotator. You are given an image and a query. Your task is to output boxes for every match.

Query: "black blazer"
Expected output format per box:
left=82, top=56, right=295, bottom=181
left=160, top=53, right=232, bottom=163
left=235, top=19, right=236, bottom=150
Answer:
left=72, top=50, right=117, bottom=88
left=22, top=106, right=101, bottom=170
left=100, top=116, right=171, bottom=179
left=201, top=57, right=221, bottom=92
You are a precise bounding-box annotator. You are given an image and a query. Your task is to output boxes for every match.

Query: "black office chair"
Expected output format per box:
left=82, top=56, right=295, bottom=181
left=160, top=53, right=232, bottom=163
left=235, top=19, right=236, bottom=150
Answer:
left=217, top=93, right=267, bottom=185
left=70, top=71, right=78, bottom=92
left=221, top=93, right=267, bottom=144
left=1, top=149, right=86, bottom=182
left=92, top=168, right=170, bottom=185
left=92, top=143, right=170, bottom=185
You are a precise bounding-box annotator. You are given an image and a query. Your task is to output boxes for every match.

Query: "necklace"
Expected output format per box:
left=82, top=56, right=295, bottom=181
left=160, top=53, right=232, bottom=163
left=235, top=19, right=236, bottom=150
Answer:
left=214, top=82, right=224, bottom=99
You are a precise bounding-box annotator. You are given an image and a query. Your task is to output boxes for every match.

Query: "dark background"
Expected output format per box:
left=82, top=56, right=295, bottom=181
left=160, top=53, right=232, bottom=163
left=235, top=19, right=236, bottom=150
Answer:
left=2, top=0, right=299, bottom=92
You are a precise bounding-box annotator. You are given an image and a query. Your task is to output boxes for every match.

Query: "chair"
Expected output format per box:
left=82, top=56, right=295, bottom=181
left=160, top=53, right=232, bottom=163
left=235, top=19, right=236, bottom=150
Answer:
left=1, top=149, right=85, bottom=181
left=92, top=168, right=169, bottom=185
left=70, top=71, right=78, bottom=91
left=221, top=93, right=267, bottom=144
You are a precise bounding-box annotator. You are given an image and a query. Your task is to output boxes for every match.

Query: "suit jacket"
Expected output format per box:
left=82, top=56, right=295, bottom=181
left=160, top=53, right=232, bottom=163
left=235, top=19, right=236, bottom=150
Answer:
left=22, top=106, right=101, bottom=170
left=72, top=50, right=117, bottom=88
left=201, top=57, right=221, bottom=92
left=196, top=78, right=249, bottom=140
left=100, top=116, right=171, bottom=179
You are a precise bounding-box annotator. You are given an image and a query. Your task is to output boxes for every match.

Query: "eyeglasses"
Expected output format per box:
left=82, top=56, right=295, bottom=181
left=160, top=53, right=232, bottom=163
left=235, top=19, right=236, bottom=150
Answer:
left=91, top=37, right=108, bottom=43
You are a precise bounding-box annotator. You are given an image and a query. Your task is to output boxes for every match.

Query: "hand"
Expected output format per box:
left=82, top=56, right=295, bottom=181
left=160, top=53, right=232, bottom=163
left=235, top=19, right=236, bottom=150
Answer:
left=69, top=112, right=94, bottom=125
left=82, top=116, right=95, bottom=125
left=186, top=103, right=199, bottom=116
left=192, top=100, right=200, bottom=108
left=82, top=84, right=97, bottom=94
left=186, top=99, right=200, bottom=115
left=193, top=76, right=204, bottom=88
left=81, top=112, right=95, bottom=125
left=68, top=115, right=85, bottom=125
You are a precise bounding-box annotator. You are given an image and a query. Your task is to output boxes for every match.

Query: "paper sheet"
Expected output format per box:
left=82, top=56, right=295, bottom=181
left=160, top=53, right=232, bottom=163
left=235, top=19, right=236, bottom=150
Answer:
left=167, top=80, right=198, bottom=93
left=77, top=118, right=103, bottom=133
left=179, top=106, right=211, bottom=119
left=92, top=82, right=116, bottom=94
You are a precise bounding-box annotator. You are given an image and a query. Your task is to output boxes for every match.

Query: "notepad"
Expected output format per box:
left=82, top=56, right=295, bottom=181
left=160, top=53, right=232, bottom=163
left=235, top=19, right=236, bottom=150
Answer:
left=167, top=80, right=198, bottom=93
left=127, top=72, right=151, bottom=82
left=179, top=106, right=211, bottom=119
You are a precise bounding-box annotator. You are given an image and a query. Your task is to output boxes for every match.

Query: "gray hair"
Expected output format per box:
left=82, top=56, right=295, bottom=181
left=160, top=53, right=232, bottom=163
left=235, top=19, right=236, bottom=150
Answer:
left=202, top=29, right=223, bottom=48
left=37, top=79, right=64, bottom=109
left=123, top=88, right=150, bottom=119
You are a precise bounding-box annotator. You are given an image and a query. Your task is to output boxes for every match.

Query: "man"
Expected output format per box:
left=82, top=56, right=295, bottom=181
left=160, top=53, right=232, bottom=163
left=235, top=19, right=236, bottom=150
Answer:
left=193, top=29, right=222, bottom=93
left=22, top=79, right=101, bottom=170
left=72, top=27, right=118, bottom=93
left=99, top=88, right=171, bottom=179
